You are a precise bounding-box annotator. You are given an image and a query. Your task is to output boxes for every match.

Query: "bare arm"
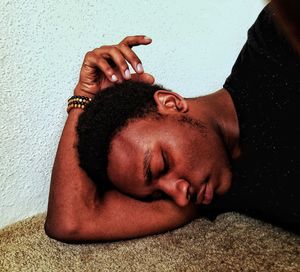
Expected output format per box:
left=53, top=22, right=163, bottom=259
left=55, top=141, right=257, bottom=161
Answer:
left=45, top=36, right=199, bottom=243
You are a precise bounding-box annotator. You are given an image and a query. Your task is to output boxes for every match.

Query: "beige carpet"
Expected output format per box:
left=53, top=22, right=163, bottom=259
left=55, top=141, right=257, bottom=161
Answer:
left=0, top=212, right=299, bottom=272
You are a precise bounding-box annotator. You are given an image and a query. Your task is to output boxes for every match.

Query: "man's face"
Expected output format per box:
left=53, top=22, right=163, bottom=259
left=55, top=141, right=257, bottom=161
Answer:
left=107, top=115, right=232, bottom=207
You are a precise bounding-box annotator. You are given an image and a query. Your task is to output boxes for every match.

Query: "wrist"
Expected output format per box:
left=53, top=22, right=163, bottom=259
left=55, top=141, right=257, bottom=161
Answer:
left=67, top=94, right=92, bottom=114
left=74, top=83, right=96, bottom=99
left=68, top=107, right=85, bottom=117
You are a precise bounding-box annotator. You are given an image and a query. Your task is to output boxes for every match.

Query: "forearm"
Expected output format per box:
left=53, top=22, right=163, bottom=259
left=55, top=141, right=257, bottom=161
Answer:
left=45, top=108, right=99, bottom=235
left=64, top=190, right=198, bottom=242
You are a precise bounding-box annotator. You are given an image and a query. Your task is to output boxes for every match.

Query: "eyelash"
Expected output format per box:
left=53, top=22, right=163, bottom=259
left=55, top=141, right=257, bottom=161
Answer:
left=150, top=151, right=169, bottom=181
left=143, top=151, right=170, bottom=202
left=148, top=152, right=170, bottom=201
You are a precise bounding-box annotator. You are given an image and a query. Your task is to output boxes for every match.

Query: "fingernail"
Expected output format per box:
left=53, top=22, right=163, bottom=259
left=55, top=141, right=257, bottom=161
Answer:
left=144, top=36, right=152, bottom=41
left=136, top=63, right=144, bottom=73
left=111, top=74, right=118, bottom=82
left=124, top=69, right=131, bottom=79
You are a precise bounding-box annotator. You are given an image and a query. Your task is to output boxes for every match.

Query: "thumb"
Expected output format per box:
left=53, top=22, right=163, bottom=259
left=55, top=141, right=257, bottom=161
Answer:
left=131, top=73, right=155, bottom=84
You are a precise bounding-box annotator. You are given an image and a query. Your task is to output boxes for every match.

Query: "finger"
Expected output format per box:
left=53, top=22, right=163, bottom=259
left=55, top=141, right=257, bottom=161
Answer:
left=131, top=73, right=155, bottom=84
left=83, top=51, right=118, bottom=83
left=97, top=58, right=122, bottom=83
left=117, top=43, right=144, bottom=74
left=120, top=35, right=152, bottom=48
left=94, top=46, right=131, bottom=80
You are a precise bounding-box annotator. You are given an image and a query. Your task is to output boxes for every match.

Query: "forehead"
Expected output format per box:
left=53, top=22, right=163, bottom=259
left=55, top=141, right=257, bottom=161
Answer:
left=106, top=118, right=159, bottom=194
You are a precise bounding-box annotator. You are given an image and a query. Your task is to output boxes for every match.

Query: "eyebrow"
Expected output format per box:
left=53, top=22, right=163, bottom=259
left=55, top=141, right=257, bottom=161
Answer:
left=143, top=148, right=152, bottom=186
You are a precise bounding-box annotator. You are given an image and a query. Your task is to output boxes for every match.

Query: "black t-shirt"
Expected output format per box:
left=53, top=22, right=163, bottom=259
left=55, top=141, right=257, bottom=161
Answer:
left=201, top=4, right=300, bottom=233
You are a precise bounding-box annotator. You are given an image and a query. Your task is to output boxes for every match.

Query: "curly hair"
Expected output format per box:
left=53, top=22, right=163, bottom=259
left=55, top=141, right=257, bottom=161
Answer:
left=76, top=81, right=170, bottom=193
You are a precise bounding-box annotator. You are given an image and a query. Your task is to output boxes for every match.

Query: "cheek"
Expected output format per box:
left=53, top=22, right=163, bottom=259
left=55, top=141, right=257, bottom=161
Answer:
left=186, top=133, right=229, bottom=169
left=168, top=137, right=205, bottom=173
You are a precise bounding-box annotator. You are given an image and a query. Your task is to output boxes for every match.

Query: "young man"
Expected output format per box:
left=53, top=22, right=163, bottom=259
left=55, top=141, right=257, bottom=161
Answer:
left=45, top=4, right=300, bottom=242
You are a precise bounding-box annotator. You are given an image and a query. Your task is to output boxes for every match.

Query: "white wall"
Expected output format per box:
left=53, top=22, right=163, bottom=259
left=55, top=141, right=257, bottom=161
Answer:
left=0, top=0, right=265, bottom=229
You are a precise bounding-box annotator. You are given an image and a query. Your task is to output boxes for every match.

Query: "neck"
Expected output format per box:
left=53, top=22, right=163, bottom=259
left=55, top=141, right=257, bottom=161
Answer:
left=186, top=88, right=241, bottom=159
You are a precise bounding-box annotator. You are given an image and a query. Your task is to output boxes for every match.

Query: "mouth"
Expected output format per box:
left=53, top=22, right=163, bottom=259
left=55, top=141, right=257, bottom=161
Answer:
left=195, top=178, right=214, bottom=205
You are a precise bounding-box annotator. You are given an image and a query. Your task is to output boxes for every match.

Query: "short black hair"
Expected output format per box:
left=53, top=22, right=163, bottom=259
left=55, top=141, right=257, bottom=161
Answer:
left=77, top=80, right=169, bottom=193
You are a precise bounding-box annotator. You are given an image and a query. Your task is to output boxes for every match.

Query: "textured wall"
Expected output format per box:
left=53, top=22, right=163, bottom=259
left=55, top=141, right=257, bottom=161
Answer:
left=0, top=0, right=265, bottom=228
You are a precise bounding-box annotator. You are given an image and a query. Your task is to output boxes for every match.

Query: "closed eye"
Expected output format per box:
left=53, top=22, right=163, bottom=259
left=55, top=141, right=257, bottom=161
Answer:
left=141, top=150, right=171, bottom=202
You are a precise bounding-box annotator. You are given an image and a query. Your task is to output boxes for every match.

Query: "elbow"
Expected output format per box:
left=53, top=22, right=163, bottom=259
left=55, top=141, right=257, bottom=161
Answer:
left=44, top=216, right=81, bottom=244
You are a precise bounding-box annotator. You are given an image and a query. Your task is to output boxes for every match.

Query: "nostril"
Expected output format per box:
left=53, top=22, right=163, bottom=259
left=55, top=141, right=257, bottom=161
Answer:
left=186, top=185, right=193, bottom=201
left=187, top=185, right=196, bottom=203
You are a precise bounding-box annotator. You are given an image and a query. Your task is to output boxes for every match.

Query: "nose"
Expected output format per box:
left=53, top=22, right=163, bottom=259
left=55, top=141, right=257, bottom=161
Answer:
left=157, top=178, right=190, bottom=207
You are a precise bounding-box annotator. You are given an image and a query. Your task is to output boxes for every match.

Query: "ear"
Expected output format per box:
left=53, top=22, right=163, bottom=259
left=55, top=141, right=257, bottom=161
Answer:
left=153, top=90, right=188, bottom=114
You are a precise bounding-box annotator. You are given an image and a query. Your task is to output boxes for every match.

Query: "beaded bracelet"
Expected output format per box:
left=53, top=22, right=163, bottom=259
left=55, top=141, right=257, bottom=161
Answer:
left=67, top=95, right=92, bottom=113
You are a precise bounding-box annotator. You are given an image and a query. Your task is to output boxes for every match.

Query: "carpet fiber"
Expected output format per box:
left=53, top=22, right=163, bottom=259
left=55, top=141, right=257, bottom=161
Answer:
left=0, top=212, right=299, bottom=271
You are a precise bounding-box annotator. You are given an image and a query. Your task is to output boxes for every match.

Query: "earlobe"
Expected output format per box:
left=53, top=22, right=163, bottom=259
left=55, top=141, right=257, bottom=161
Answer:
left=154, top=90, right=188, bottom=114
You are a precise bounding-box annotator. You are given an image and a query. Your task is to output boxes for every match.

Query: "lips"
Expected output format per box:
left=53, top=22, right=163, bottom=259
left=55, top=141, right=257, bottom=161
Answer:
left=202, top=181, right=214, bottom=204
left=195, top=183, right=206, bottom=205
left=196, top=181, right=214, bottom=205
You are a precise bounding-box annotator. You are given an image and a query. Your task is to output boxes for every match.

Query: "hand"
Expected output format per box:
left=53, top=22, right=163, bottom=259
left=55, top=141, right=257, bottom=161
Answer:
left=74, top=35, right=155, bottom=97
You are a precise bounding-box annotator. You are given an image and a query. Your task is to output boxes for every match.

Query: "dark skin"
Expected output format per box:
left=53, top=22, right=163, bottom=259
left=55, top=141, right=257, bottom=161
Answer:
left=108, top=91, right=240, bottom=206
left=45, top=35, right=240, bottom=242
